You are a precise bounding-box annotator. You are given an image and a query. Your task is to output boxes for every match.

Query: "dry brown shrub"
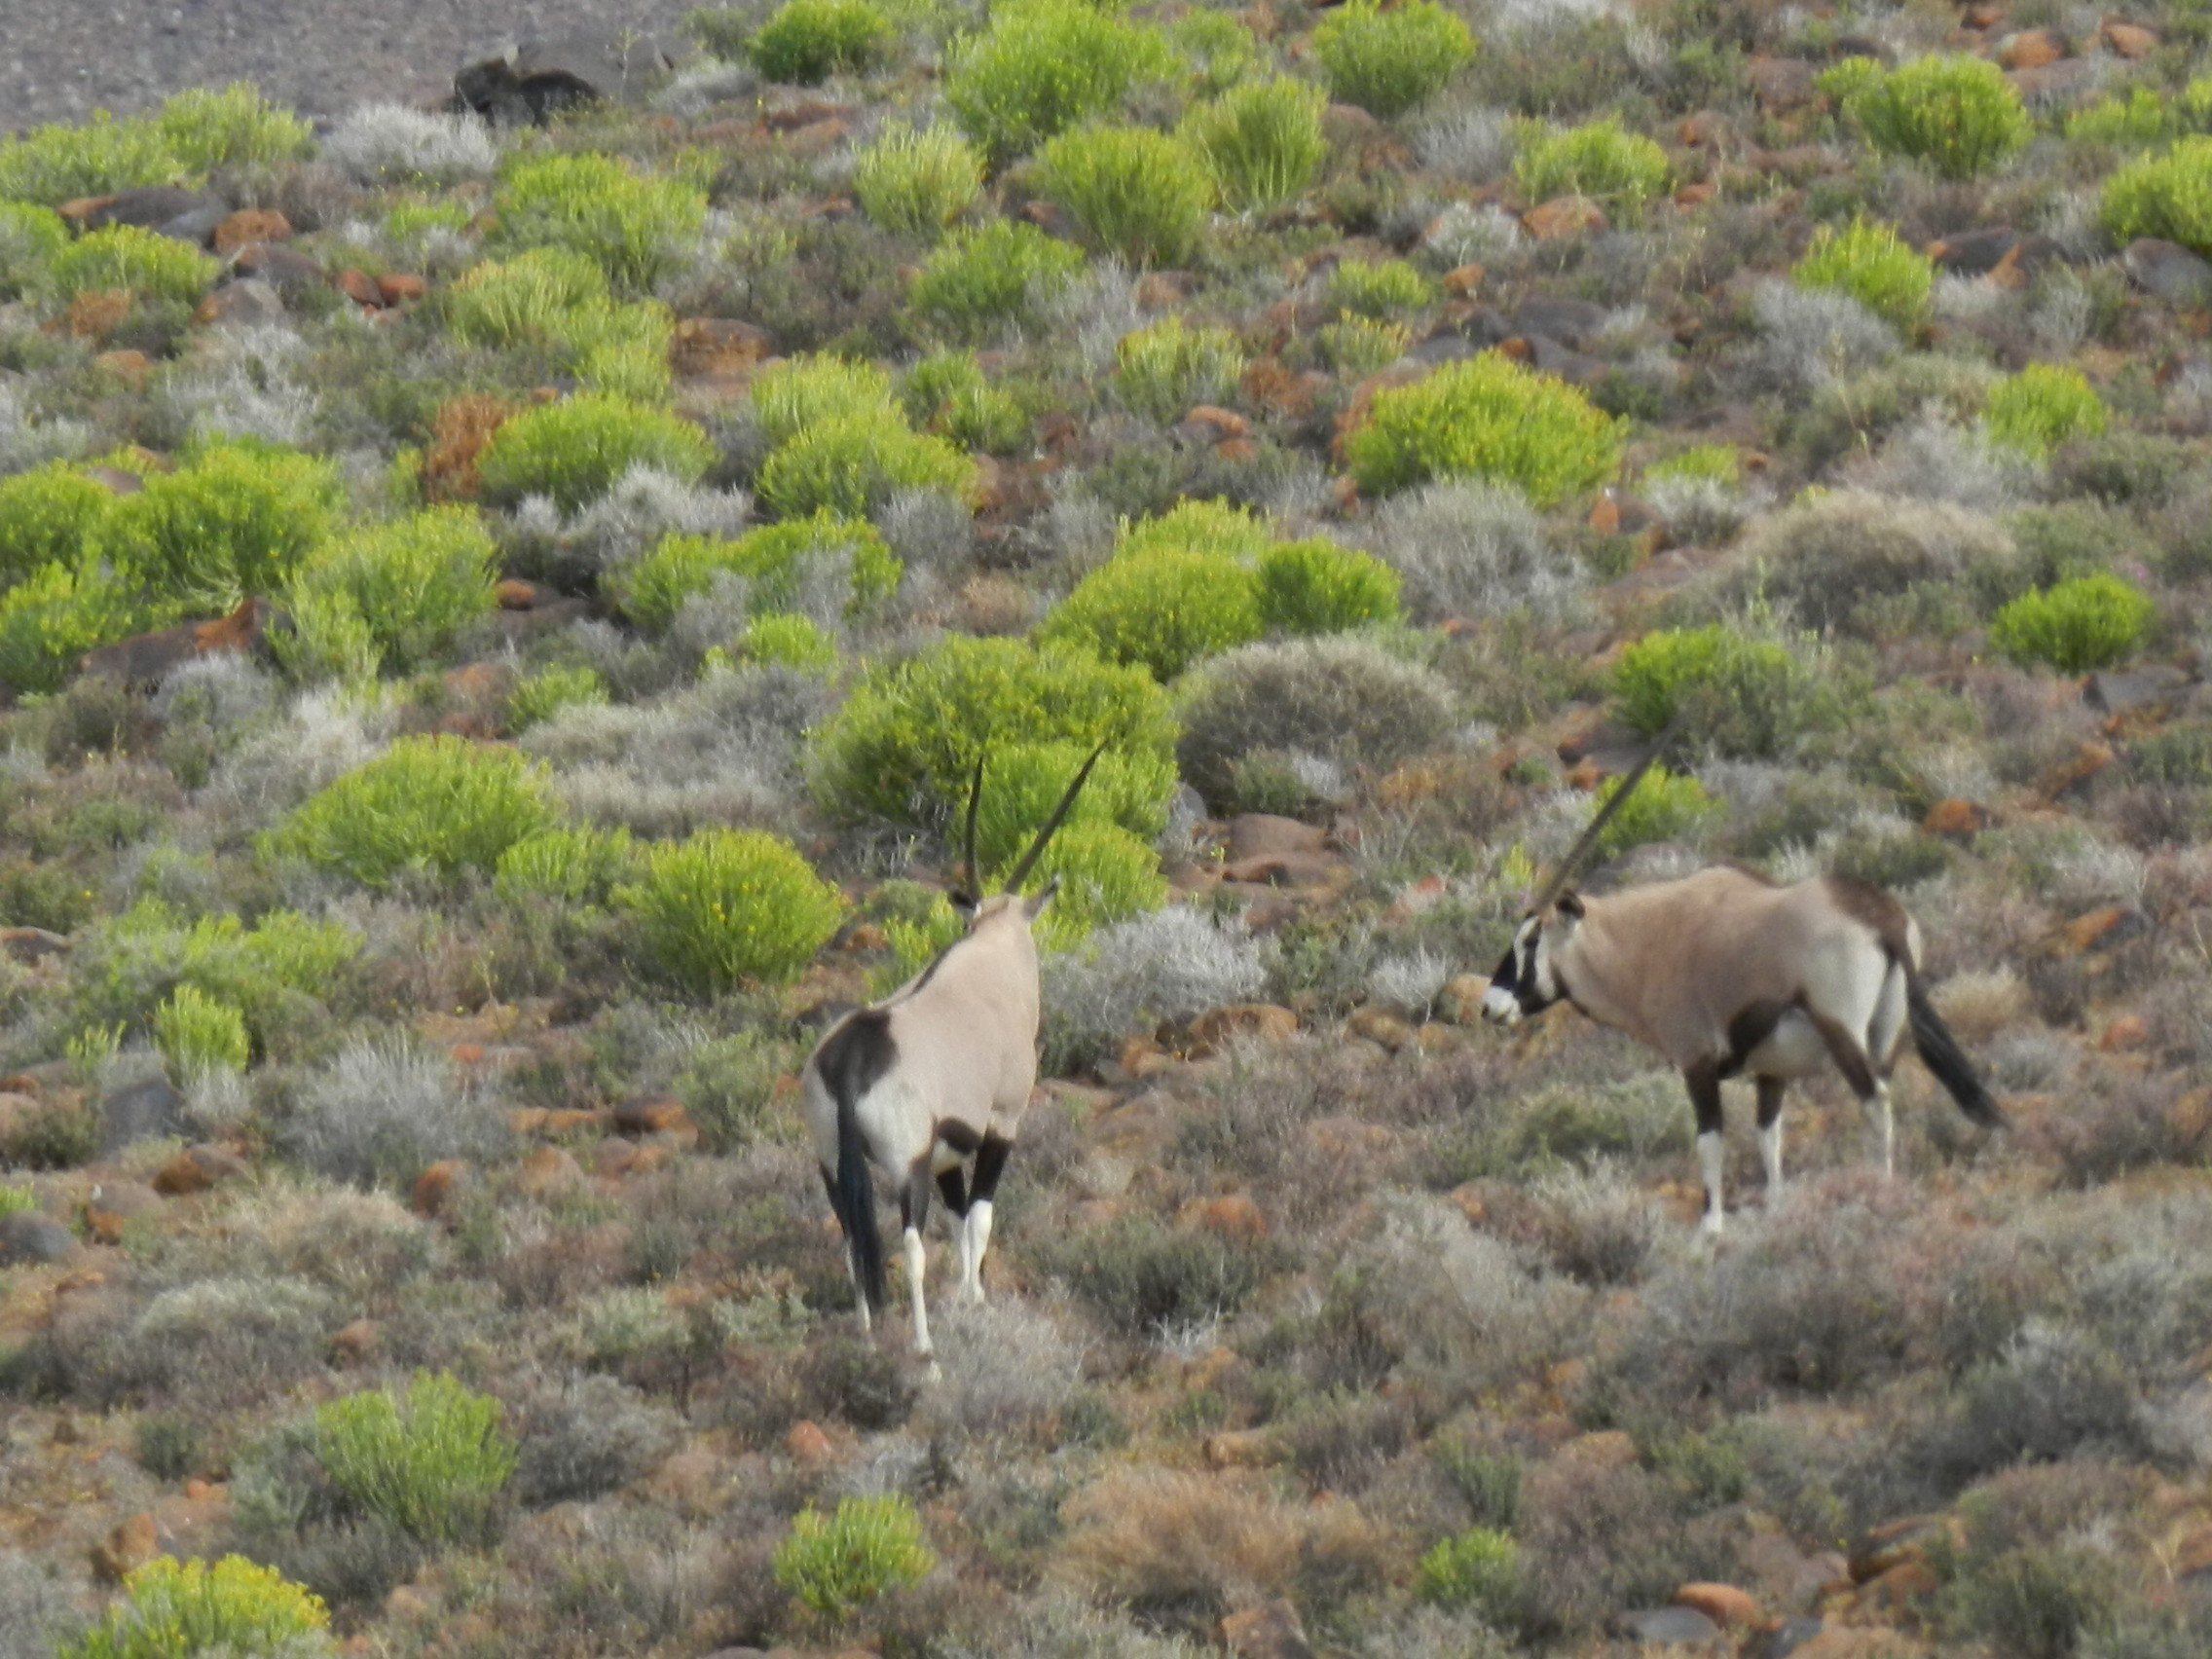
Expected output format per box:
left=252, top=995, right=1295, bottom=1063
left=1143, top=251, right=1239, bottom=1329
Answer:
left=424, top=392, right=519, bottom=501
left=1057, top=1467, right=1396, bottom=1627
left=1930, top=968, right=2031, bottom=1045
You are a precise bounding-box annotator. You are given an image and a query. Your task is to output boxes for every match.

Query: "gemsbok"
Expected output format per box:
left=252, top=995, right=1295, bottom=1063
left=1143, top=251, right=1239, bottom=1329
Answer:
left=802, top=745, right=1103, bottom=1356
left=1480, top=745, right=2003, bottom=1234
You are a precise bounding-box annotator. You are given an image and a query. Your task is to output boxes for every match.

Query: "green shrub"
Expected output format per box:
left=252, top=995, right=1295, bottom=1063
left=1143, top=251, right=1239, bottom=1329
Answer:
left=1178, top=77, right=1329, bottom=214
left=493, top=152, right=708, bottom=292
left=2101, top=135, right=2212, bottom=257
left=1416, top=1526, right=1523, bottom=1620
left=774, top=1494, right=935, bottom=1620
left=617, top=513, right=902, bottom=626
left=62, top=1555, right=329, bottom=1659
left=903, top=350, right=1028, bottom=453
left=1645, top=441, right=1740, bottom=485
left=0, top=461, right=115, bottom=586
left=1346, top=351, right=1622, bottom=505
left=106, top=439, right=343, bottom=609
left=495, top=825, right=637, bottom=907
left=0, top=1183, right=33, bottom=1217
left=755, top=414, right=977, bottom=520
left=1590, top=762, right=1720, bottom=858
left=0, top=561, right=145, bottom=694
left=854, top=123, right=982, bottom=238
left=1255, top=537, right=1401, bottom=633
left=1514, top=117, right=1672, bottom=216
left=614, top=829, right=845, bottom=993
left=279, top=507, right=498, bottom=679
left=749, top=0, right=892, bottom=82
left=1037, top=125, right=1212, bottom=269
left=1052, top=1214, right=1270, bottom=1333
left=48, top=224, right=217, bottom=305
left=1945, top=1543, right=2125, bottom=1659
left=1326, top=257, right=1436, bottom=320
left=1117, top=498, right=1272, bottom=560
left=908, top=218, right=1087, bottom=340
left=316, top=1371, right=517, bottom=1547
left=751, top=352, right=897, bottom=445
left=1319, top=315, right=1412, bottom=377
left=1040, top=547, right=1262, bottom=680
left=154, top=83, right=314, bottom=175
left=264, top=735, right=555, bottom=887
left=1612, top=624, right=1829, bottom=758
left=1025, top=818, right=1165, bottom=944
left=474, top=393, right=715, bottom=513
left=507, top=662, right=609, bottom=730
left=1792, top=217, right=1934, bottom=335
left=811, top=634, right=1174, bottom=825
left=1989, top=572, right=2154, bottom=674
left=1170, top=7, right=1260, bottom=98
left=447, top=245, right=674, bottom=395
left=96, top=905, right=365, bottom=1049
left=153, top=983, right=251, bottom=1079
left=2065, top=86, right=2174, bottom=148
left=945, top=1, right=1176, bottom=164
left=1114, top=314, right=1245, bottom=423
left=1983, top=364, right=2107, bottom=460
left=0, top=111, right=180, bottom=205
left=970, top=739, right=1176, bottom=872
left=0, top=202, right=68, bottom=300
left=1842, top=55, right=2030, bottom=180
left=1311, top=0, right=1475, bottom=119
left=738, top=610, right=840, bottom=672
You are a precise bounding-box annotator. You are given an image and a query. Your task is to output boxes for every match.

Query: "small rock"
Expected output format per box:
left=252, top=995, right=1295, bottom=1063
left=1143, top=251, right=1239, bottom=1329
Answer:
left=1680, top=109, right=1731, bottom=146
left=495, top=577, right=549, bottom=610
left=1765, top=1618, right=1825, bottom=1659
left=454, top=31, right=682, bottom=124
left=1437, top=974, right=1492, bottom=1025
left=1997, top=26, right=2069, bottom=67
left=90, top=1512, right=164, bottom=1584
left=86, top=1180, right=163, bottom=1243
left=1442, top=263, right=1485, bottom=297
left=2099, top=1014, right=2151, bottom=1051
left=212, top=208, right=291, bottom=254
left=1221, top=1600, right=1315, bottom=1659
left=79, top=597, right=273, bottom=690
left=516, top=1145, right=585, bottom=1198
left=1348, top=1007, right=1412, bottom=1051
left=1744, top=55, right=1818, bottom=109
left=1676, top=1582, right=1762, bottom=1627
left=786, top=1419, right=835, bottom=1465
left=333, top=267, right=383, bottom=308
left=1178, top=405, right=1249, bottom=442
left=100, top=1075, right=184, bottom=1153
left=1509, top=297, right=1607, bottom=348
left=227, top=241, right=325, bottom=297
left=411, top=1160, right=470, bottom=1217
left=92, top=350, right=151, bottom=388
left=151, top=1153, right=212, bottom=1197
left=1522, top=195, right=1606, bottom=240
left=193, top=278, right=284, bottom=327
left=0, top=927, right=70, bottom=963
left=78, top=187, right=226, bottom=233
left=1921, top=798, right=1991, bottom=838
left=2122, top=238, right=2212, bottom=305
left=613, top=1094, right=691, bottom=1135
left=0, top=1210, right=78, bottom=1267
left=1614, top=1606, right=1721, bottom=1645
left=332, top=1318, right=382, bottom=1362
left=377, top=273, right=428, bottom=305
left=2085, top=664, right=2192, bottom=715
left=2103, top=19, right=2157, bottom=55
left=595, top=1136, right=641, bottom=1177
left=1187, top=1004, right=1299, bottom=1053
left=1848, top=1514, right=1956, bottom=1583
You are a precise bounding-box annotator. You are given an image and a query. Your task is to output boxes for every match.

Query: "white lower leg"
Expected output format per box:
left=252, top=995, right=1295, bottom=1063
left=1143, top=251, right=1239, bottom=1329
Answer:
left=1759, top=1117, right=1784, bottom=1194
left=1697, top=1130, right=1726, bottom=1235
left=848, top=1249, right=872, bottom=1334
left=963, top=1198, right=993, bottom=1303
left=954, top=1211, right=976, bottom=1299
left=1874, top=1085, right=1894, bottom=1178
left=903, top=1226, right=931, bottom=1355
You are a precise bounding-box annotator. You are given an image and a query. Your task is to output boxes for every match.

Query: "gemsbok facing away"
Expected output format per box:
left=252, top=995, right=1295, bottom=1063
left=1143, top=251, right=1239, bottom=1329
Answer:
left=1480, top=745, right=2003, bottom=1234
left=802, top=746, right=1103, bottom=1356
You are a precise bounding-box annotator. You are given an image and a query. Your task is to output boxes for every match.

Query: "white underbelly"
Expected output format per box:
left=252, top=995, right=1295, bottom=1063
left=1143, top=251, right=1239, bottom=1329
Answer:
left=1742, top=1011, right=1827, bottom=1079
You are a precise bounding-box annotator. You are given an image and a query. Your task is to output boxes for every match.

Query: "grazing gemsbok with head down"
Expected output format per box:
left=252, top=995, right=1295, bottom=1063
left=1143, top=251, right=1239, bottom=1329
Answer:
left=1480, top=744, right=2003, bottom=1234
left=802, top=746, right=1103, bottom=1355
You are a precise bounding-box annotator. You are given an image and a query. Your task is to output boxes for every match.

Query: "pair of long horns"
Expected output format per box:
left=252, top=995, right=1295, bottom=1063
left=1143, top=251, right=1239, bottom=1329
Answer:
left=1526, top=715, right=1685, bottom=915
left=956, top=739, right=1110, bottom=901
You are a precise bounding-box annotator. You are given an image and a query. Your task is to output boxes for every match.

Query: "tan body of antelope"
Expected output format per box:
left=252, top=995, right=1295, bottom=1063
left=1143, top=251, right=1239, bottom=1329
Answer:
left=1482, top=863, right=2002, bottom=1232
left=801, top=750, right=1100, bottom=1355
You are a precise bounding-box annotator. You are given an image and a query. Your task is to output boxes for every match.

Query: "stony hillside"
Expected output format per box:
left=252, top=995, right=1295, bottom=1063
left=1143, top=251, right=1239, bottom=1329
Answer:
left=2, top=3, right=2212, bottom=1658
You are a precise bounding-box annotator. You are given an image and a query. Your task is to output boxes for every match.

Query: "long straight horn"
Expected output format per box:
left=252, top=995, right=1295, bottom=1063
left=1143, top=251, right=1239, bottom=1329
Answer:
left=958, top=753, right=984, bottom=900
left=1527, top=715, right=1684, bottom=913
left=1003, top=739, right=1110, bottom=894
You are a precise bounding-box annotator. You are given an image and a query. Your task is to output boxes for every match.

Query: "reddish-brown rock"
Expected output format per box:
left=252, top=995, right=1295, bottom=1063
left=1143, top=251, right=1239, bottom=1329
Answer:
left=91, top=1513, right=163, bottom=1584
left=1187, top=1004, right=1299, bottom=1053
left=1523, top=195, right=1607, bottom=239
left=1998, top=27, right=2069, bottom=67
left=1676, top=1583, right=1762, bottom=1627
left=213, top=208, right=291, bottom=254
left=517, top=1145, right=585, bottom=1198
left=1922, top=797, right=1991, bottom=838
left=334, top=267, right=383, bottom=308
left=614, top=1094, right=692, bottom=1135
left=786, top=1419, right=835, bottom=1464
left=1180, top=1194, right=1269, bottom=1239
left=377, top=273, right=428, bottom=305
left=2099, top=1014, right=2151, bottom=1051
left=411, top=1160, right=469, bottom=1217
left=332, top=1318, right=382, bottom=1362
left=2103, top=19, right=2157, bottom=55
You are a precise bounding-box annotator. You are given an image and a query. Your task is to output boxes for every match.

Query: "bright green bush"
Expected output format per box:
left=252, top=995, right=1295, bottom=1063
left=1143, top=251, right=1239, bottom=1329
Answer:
left=2100, top=136, right=2212, bottom=257
left=1645, top=441, right=1740, bottom=485
left=739, top=611, right=840, bottom=672
left=1346, top=351, right=1622, bottom=505
left=1311, top=0, right=1475, bottom=120
left=1612, top=624, right=1829, bottom=758
left=154, top=83, right=314, bottom=175
left=1025, top=818, right=1166, bottom=945
left=1989, top=572, right=2154, bottom=674
left=1038, top=125, right=1212, bottom=269
left=1178, top=77, right=1329, bottom=214
left=1842, top=55, right=2029, bottom=180
left=1792, top=217, right=1934, bottom=335
left=1040, top=547, right=1262, bottom=680
left=614, top=829, right=846, bottom=992
left=0, top=202, right=68, bottom=300
left=1169, top=8, right=1260, bottom=98
left=1416, top=1526, right=1522, bottom=1621
left=0, top=461, right=115, bottom=586
left=1326, top=257, right=1436, bottom=320
left=618, top=513, right=902, bottom=627
left=264, top=735, right=555, bottom=887
left=99, top=905, right=364, bottom=1048
left=945, top=1, right=1176, bottom=164
left=749, top=0, right=892, bottom=82
left=48, top=224, right=218, bottom=305
left=903, top=350, right=1028, bottom=453
left=495, top=825, right=637, bottom=906
left=774, top=1494, right=935, bottom=1620
left=507, top=663, right=609, bottom=730
left=751, top=352, right=898, bottom=445
left=908, top=219, right=1088, bottom=340
left=1591, top=762, right=1721, bottom=858
left=1255, top=537, right=1401, bottom=633
left=153, top=983, right=251, bottom=1079
left=755, top=415, right=977, bottom=520
left=445, top=246, right=610, bottom=346
left=1114, top=314, right=1245, bottom=423
left=474, top=393, right=715, bottom=513
left=493, top=152, right=709, bottom=292
left=970, top=739, right=1177, bottom=872
left=1983, top=363, right=2107, bottom=460
left=0, top=563, right=144, bottom=693
left=2065, top=86, right=2173, bottom=147
left=1117, top=498, right=1271, bottom=561
left=1514, top=118, right=1672, bottom=217
left=811, top=634, right=1175, bottom=826
left=0, top=111, right=180, bottom=205
left=1319, top=315, right=1412, bottom=377
left=280, top=507, right=498, bottom=679
left=106, top=439, right=343, bottom=609
left=62, top=1555, right=329, bottom=1659
left=315, top=1371, right=517, bottom=1547
left=854, top=123, right=983, bottom=238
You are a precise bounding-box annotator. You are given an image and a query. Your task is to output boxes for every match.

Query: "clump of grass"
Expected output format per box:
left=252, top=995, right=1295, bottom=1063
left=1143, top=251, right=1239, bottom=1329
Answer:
left=944, top=0, right=1176, bottom=165
left=492, top=151, right=708, bottom=292
left=154, top=82, right=315, bottom=174
left=2103, top=135, right=2212, bottom=256
left=1792, top=217, right=1934, bottom=335
left=495, top=824, right=638, bottom=907
left=908, top=219, right=1087, bottom=341
left=1416, top=1527, right=1523, bottom=1623
left=277, top=506, right=498, bottom=682
left=755, top=413, right=977, bottom=520
left=774, top=1494, right=935, bottom=1620
left=474, top=393, right=716, bottom=513
left=1514, top=118, right=1671, bottom=218
left=749, top=0, right=893, bottom=83
left=153, top=983, right=250, bottom=1079
left=1834, top=54, right=2030, bottom=180
left=48, top=224, right=218, bottom=306
left=1326, top=257, right=1436, bottom=321
left=1178, top=77, right=1328, bottom=214
left=617, top=512, right=901, bottom=627
left=1346, top=352, right=1622, bottom=505
left=315, top=1371, right=517, bottom=1547
left=263, top=734, right=555, bottom=887
left=1114, top=314, right=1245, bottom=422
left=613, top=829, right=846, bottom=993
left=1983, top=364, right=2107, bottom=461
left=1040, top=546, right=1263, bottom=680
left=1311, top=0, right=1475, bottom=119
left=508, top=664, right=609, bottom=730
left=106, top=439, right=344, bottom=612
left=1988, top=572, right=2154, bottom=674
left=1037, top=125, right=1213, bottom=269
left=60, top=1555, right=328, bottom=1659
left=854, top=123, right=982, bottom=238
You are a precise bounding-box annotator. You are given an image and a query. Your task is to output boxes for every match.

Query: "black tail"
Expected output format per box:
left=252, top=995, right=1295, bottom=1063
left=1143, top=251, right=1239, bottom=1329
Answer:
left=832, top=1088, right=888, bottom=1315
left=1908, top=976, right=2004, bottom=1127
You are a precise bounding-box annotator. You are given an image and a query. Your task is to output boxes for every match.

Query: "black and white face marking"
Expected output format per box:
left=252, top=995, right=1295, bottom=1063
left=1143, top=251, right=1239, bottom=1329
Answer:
left=1481, top=915, right=1550, bottom=1024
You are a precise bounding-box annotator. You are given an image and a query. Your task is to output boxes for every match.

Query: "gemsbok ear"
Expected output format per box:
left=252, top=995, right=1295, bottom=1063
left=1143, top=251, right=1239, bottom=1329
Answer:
left=1020, top=876, right=1061, bottom=920
left=949, top=889, right=979, bottom=920
left=1556, top=890, right=1585, bottom=919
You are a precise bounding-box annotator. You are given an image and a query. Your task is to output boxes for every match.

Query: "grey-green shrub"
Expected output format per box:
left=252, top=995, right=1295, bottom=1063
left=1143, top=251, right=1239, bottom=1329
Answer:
left=315, top=1371, right=517, bottom=1547
left=1311, top=0, right=1474, bottom=119
left=1113, top=314, right=1245, bottom=422
left=614, top=512, right=902, bottom=626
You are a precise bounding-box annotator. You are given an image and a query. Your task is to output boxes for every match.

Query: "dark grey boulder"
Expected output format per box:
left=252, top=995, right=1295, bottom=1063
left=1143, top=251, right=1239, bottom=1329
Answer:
left=0, top=1209, right=78, bottom=1266
left=2124, top=238, right=2212, bottom=306
left=158, top=203, right=233, bottom=247
left=1766, top=1617, right=1825, bottom=1659
left=100, top=1075, right=184, bottom=1153
left=81, top=187, right=225, bottom=232
left=1613, top=1606, right=1722, bottom=1645
left=454, top=31, right=682, bottom=125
